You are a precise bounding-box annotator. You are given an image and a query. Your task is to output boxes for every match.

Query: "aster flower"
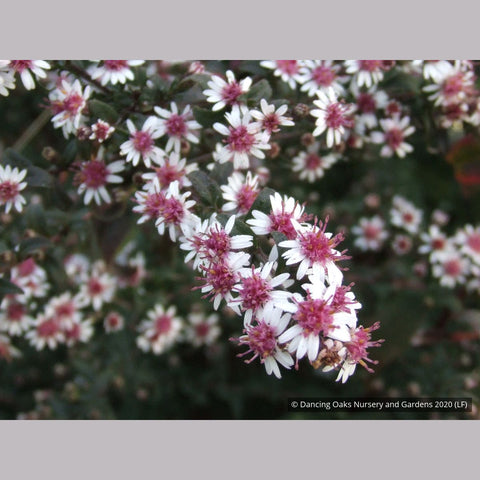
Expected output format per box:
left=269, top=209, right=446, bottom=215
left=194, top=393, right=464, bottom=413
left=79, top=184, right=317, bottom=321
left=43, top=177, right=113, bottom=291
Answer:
left=10, top=258, right=49, bottom=299
left=213, top=105, right=271, bottom=170
left=351, top=216, right=389, bottom=252
left=0, top=61, right=16, bottom=96
left=89, top=119, right=115, bottom=143
left=260, top=60, right=304, bottom=90
left=344, top=60, right=388, bottom=88
left=392, top=234, right=413, bottom=255
left=292, top=144, right=340, bottom=182
left=250, top=99, right=294, bottom=134
left=133, top=177, right=166, bottom=225
left=432, top=249, right=470, bottom=288
left=233, top=304, right=294, bottom=379
left=104, top=311, right=125, bottom=333
left=0, top=296, right=33, bottom=336
left=153, top=102, right=201, bottom=153
left=136, top=304, right=183, bottom=355
left=247, top=192, right=308, bottom=240
left=25, top=313, right=65, bottom=351
left=75, top=155, right=125, bottom=205
left=64, top=319, right=94, bottom=347
left=390, top=195, right=423, bottom=234
left=418, top=225, right=450, bottom=262
left=310, top=89, right=355, bottom=147
left=203, top=70, right=252, bottom=111
left=90, top=60, right=144, bottom=86
left=120, top=117, right=164, bottom=168
left=76, top=262, right=117, bottom=311
left=49, top=79, right=91, bottom=138
left=8, top=60, right=51, bottom=90
left=185, top=312, right=221, bottom=347
left=299, top=60, right=345, bottom=97
left=221, top=171, right=260, bottom=216
left=0, top=164, right=28, bottom=213
left=454, top=224, right=480, bottom=265
left=370, top=116, right=415, bottom=158
left=64, top=253, right=91, bottom=284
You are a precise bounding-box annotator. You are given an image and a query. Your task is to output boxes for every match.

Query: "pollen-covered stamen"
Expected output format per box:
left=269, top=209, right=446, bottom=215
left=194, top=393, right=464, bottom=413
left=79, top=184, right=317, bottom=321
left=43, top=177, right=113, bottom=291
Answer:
left=262, top=113, right=281, bottom=133
left=197, top=261, right=237, bottom=299
left=63, top=93, right=85, bottom=117
left=226, top=125, right=255, bottom=153
left=331, top=284, right=356, bottom=314
left=325, top=102, right=354, bottom=130
left=236, top=322, right=278, bottom=362
left=346, top=321, right=383, bottom=372
left=132, top=130, right=154, bottom=153
left=166, top=114, right=187, bottom=137
left=77, top=160, right=109, bottom=189
left=235, top=185, right=258, bottom=214
left=202, top=227, right=232, bottom=260
left=236, top=268, right=273, bottom=312
left=141, top=191, right=166, bottom=219
left=221, top=82, right=243, bottom=105
left=294, top=293, right=338, bottom=337
left=162, top=196, right=185, bottom=225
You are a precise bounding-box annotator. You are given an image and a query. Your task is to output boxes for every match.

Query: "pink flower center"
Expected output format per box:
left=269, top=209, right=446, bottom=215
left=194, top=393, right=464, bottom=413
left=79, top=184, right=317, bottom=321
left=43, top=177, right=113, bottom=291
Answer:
left=221, top=82, right=243, bottom=105
left=103, top=60, right=128, bottom=71
left=432, top=238, right=446, bottom=250
left=312, top=65, right=336, bottom=87
left=37, top=318, right=60, bottom=338
left=385, top=128, right=404, bottom=150
left=162, top=197, right=185, bottom=225
left=195, top=323, right=210, bottom=338
left=55, top=302, right=75, bottom=318
left=295, top=295, right=336, bottom=336
left=236, top=185, right=258, bottom=214
left=325, top=103, right=352, bottom=130
left=262, top=114, right=280, bottom=133
left=88, top=278, right=105, bottom=296
left=0, top=181, right=20, bottom=203
left=443, top=73, right=466, bottom=98
left=166, top=114, right=187, bottom=137
left=359, top=60, right=383, bottom=72
left=227, top=125, right=255, bottom=153
left=7, top=303, right=25, bottom=321
left=132, top=130, right=154, bottom=153
left=80, top=160, right=109, bottom=189
left=238, top=273, right=272, bottom=312
left=346, top=323, right=382, bottom=371
left=93, top=122, right=112, bottom=140
left=364, top=224, right=381, bottom=240
left=467, top=232, right=480, bottom=253
left=108, top=315, right=120, bottom=327
left=305, top=153, right=322, bottom=170
left=202, top=262, right=236, bottom=297
left=17, top=258, right=36, bottom=277
left=9, top=60, right=33, bottom=73
left=65, top=323, right=81, bottom=340
left=156, top=164, right=183, bottom=188
left=268, top=211, right=298, bottom=240
left=299, top=229, right=342, bottom=265
left=245, top=322, right=277, bottom=358
left=357, top=93, right=376, bottom=113
left=402, top=212, right=414, bottom=223
left=203, top=228, right=231, bottom=259
left=444, top=259, right=462, bottom=277
left=63, top=93, right=85, bottom=116
left=276, top=60, right=299, bottom=75
left=155, top=315, right=172, bottom=335
left=144, top=192, right=166, bottom=219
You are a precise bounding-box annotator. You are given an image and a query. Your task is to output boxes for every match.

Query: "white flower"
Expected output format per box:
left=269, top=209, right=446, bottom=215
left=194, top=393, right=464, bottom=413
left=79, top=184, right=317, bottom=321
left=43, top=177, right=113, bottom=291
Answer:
left=221, top=171, right=260, bottom=216
left=76, top=262, right=116, bottom=311
left=0, top=164, right=28, bottom=213
left=9, top=60, right=50, bottom=90
left=292, top=143, right=339, bottom=182
left=260, top=60, right=304, bottom=90
left=299, top=60, right=345, bottom=97
left=0, top=297, right=33, bottom=336
left=389, top=195, right=422, bottom=234
left=90, top=60, right=144, bottom=86
left=203, top=70, right=252, bottom=111
left=0, top=61, right=16, bottom=96
left=250, top=99, right=294, bottom=134
left=351, top=216, right=388, bottom=252
left=370, top=116, right=415, bottom=158
left=344, top=60, right=386, bottom=88
left=454, top=224, right=480, bottom=265
left=418, top=225, right=450, bottom=262
left=185, top=312, right=220, bottom=347
left=432, top=249, right=470, bottom=288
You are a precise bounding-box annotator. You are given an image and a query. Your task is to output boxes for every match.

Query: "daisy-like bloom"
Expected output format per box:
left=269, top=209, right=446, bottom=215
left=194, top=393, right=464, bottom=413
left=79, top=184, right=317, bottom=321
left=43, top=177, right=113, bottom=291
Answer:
left=299, top=60, right=345, bottom=97
left=25, top=313, right=65, bottom=351
left=335, top=322, right=383, bottom=384
left=203, top=69, right=252, bottom=111
left=221, top=171, right=260, bottom=216
left=153, top=102, right=201, bottom=153
left=44, top=292, right=83, bottom=330
left=0, top=61, right=16, bottom=96
left=418, top=224, right=450, bottom=262
left=180, top=214, right=253, bottom=269
left=64, top=253, right=91, bottom=285
left=0, top=296, right=33, bottom=336
left=279, top=218, right=348, bottom=283
left=351, top=83, right=389, bottom=135
left=247, top=192, right=308, bottom=240
left=8, top=60, right=50, bottom=90
left=141, top=152, right=198, bottom=190
left=74, top=155, right=125, bottom=205
left=229, top=261, right=294, bottom=326
left=49, top=79, right=91, bottom=138
left=64, top=319, right=94, bottom=347
left=232, top=304, right=294, bottom=379
left=133, top=177, right=166, bottom=225
left=10, top=258, right=49, bottom=299
left=250, top=99, right=294, bottom=134
left=423, top=62, right=476, bottom=107
left=260, top=60, right=304, bottom=90
left=454, top=224, right=480, bottom=265
left=0, top=164, right=28, bottom=213
left=104, top=311, right=125, bottom=333
left=310, top=89, right=355, bottom=148
left=136, top=304, right=183, bottom=355
left=213, top=105, right=271, bottom=170
left=370, top=116, right=415, bottom=158
left=432, top=249, right=470, bottom=288
left=351, top=216, right=388, bottom=252
left=392, top=234, right=413, bottom=255
left=196, top=251, right=251, bottom=310
left=292, top=144, right=340, bottom=182
left=344, top=60, right=388, bottom=89
left=89, top=119, right=115, bottom=143
left=76, top=262, right=117, bottom=311
left=154, top=180, right=198, bottom=242
left=120, top=117, right=164, bottom=168
left=278, top=281, right=357, bottom=364
left=390, top=195, right=423, bottom=235
left=185, top=312, right=221, bottom=347
left=0, top=334, right=21, bottom=361
left=411, top=60, right=453, bottom=82
left=90, top=60, right=144, bottom=86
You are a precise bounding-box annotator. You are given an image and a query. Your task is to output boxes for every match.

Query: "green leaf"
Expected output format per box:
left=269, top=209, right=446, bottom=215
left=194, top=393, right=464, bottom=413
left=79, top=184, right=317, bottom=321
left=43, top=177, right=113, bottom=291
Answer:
left=188, top=170, right=222, bottom=207
left=247, top=79, right=272, bottom=104
left=0, top=277, right=23, bottom=303
left=18, top=236, right=52, bottom=258
left=3, top=149, right=54, bottom=188
left=88, top=99, right=120, bottom=123
left=246, top=187, right=276, bottom=216
left=192, top=107, right=225, bottom=128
